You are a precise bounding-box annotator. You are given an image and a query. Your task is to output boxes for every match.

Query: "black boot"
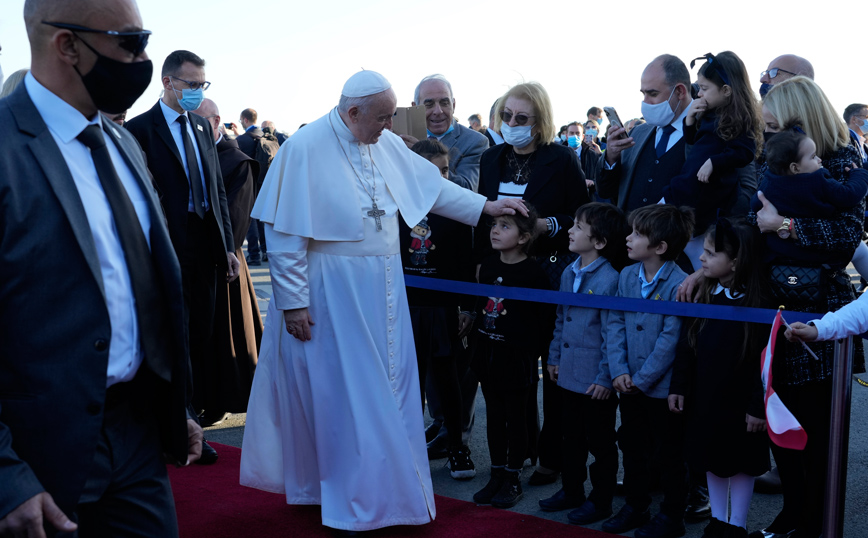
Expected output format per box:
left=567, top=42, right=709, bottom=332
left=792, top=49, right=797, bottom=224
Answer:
left=473, top=467, right=506, bottom=504
left=491, top=469, right=523, bottom=508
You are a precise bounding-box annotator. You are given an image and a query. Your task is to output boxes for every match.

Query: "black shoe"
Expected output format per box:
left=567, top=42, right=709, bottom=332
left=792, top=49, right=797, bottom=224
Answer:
left=196, top=440, right=219, bottom=465
left=199, top=411, right=229, bottom=428
left=635, top=512, right=686, bottom=538
left=753, top=467, right=782, bottom=494
left=447, top=446, right=476, bottom=480
left=473, top=468, right=507, bottom=504
left=601, top=504, right=651, bottom=534
left=491, top=470, right=523, bottom=508
left=247, top=258, right=261, bottom=266
left=527, top=469, right=559, bottom=486
left=539, top=489, right=585, bottom=512
left=426, top=434, right=448, bottom=460
left=424, top=422, right=442, bottom=443
left=261, top=251, right=268, bottom=262
left=685, top=485, right=711, bottom=522
left=722, top=521, right=748, bottom=538
left=701, top=518, right=726, bottom=538
left=748, top=529, right=796, bottom=538
left=567, top=500, right=613, bottom=525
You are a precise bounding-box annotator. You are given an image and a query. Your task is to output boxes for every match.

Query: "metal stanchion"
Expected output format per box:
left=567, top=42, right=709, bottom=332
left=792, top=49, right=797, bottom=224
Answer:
left=823, top=336, right=853, bottom=538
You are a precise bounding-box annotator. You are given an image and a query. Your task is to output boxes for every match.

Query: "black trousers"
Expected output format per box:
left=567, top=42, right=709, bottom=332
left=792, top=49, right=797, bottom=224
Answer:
left=768, top=378, right=833, bottom=537
left=412, top=306, right=464, bottom=449
left=535, top=350, right=561, bottom=470
left=561, top=388, right=619, bottom=506
left=71, top=379, right=178, bottom=537
left=619, top=392, right=688, bottom=518
left=181, top=212, right=218, bottom=413
left=482, top=383, right=533, bottom=470
left=245, top=218, right=267, bottom=259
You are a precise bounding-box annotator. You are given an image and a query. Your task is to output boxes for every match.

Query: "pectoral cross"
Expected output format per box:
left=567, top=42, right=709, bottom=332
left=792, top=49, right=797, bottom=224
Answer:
left=367, top=201, right=386, bottom=231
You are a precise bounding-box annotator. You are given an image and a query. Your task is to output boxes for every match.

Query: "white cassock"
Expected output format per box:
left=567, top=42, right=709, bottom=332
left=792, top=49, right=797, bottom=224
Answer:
left=240, top=107, right=486, bottom=531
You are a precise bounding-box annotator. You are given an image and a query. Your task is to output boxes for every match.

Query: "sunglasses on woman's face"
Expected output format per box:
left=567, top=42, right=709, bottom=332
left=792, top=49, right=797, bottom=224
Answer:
left=500, top=110, right=535, bottom=126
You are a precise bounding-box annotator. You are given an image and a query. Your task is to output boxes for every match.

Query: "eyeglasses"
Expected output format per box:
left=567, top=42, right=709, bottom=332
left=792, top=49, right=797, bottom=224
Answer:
left=171, top=75, right=211, bottom=91
left=500, top=110, right=536, bottom=126
left=691, top=53, right=731, bottom=87
left=760, top=67, right=797, bottom=80
left=42, top=21, right=151, bottom=56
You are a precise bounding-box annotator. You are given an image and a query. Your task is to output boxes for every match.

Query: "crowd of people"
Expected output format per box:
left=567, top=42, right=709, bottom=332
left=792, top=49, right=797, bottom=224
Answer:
left=3, top=1, right=868, bottom=538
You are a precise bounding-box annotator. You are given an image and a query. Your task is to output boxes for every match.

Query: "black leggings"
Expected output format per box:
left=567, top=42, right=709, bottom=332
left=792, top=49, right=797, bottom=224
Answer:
left=481, top=383, right=533, bottom=470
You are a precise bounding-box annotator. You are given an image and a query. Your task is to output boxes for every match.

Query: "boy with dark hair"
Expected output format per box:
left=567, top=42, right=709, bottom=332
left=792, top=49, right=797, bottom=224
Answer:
left=600, top=204, right=695, bottom=538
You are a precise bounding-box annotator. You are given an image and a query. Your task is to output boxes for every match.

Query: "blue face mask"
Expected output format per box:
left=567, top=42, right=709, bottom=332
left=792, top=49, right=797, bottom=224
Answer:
left=586, top=129, right=598, bottom=138
left=171, top=80, right=205, bottom=111
left=759, top=83, right=774, bottom=98
left=501, top=123, right=535, bottom=148
left=567, top=135, right=581, bottom=148
left=859, top=118, right=868, bottom=134
left=596, top=117, right=603, bottom=125
left=427, top=123, right=454, bottom=139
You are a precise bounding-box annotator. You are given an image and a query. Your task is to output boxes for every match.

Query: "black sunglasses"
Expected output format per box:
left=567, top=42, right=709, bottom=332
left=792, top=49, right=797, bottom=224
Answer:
left=500, top=110, right=536, bottom=126
left=42, top=21, right=151, bottom=56
left=760, top=67, right=797, bottom=80
left=690, top=52, right=731, bottom=87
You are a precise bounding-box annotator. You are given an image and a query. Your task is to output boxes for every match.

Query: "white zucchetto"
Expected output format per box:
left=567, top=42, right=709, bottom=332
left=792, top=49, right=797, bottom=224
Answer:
left=341, top=70, right=391, bottom=98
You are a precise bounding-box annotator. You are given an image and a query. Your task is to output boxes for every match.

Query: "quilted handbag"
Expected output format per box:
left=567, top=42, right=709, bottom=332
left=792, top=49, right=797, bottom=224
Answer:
left=768, top=264, right=827, bottom=305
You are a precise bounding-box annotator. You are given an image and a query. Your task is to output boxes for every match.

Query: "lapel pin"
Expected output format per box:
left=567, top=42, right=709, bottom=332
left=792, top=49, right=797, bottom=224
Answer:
left=111, top=127, right=121, bottom=138
left=197, top=124, right=203, bottom=132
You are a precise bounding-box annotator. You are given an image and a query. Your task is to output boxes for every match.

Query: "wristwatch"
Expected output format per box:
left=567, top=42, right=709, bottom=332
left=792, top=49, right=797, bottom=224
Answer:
left=777, top=217, right=793, bottom=239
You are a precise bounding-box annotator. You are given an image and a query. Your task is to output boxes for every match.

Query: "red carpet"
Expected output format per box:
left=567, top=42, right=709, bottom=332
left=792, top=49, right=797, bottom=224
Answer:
left=168, top=442, right=617, bottom=537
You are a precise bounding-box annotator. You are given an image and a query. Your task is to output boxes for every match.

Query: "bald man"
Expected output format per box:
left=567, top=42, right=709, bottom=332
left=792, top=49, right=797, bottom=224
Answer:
left=0, top=0, right=200, bottom=536
left=759, top=54, right=814, bottom=97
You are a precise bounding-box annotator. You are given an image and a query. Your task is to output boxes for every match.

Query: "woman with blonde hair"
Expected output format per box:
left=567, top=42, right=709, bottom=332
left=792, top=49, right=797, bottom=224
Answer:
left=0, top=69, right=28, bottom=99
left=749, top=75, right=865, bottom=538
left=473, top=81, right=590, bottom=495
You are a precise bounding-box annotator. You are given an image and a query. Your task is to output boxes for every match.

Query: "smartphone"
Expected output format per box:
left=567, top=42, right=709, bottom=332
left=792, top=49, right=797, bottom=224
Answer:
left=603, top=107, right=628, bottom=140
left=223, top=122, right=233, bottom=129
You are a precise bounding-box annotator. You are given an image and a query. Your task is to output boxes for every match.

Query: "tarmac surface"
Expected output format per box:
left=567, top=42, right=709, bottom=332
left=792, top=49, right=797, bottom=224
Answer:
left=205, top=251, right=868, bottom=537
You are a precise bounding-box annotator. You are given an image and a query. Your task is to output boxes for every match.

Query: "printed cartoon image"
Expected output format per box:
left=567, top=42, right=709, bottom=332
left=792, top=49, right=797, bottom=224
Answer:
left=482, top=276, right=506, bottom=329
left=408, top=217, right=435, bottom=266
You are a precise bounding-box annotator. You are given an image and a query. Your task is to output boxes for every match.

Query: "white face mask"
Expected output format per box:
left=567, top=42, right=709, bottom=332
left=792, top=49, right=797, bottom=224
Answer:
left=501, top=123, right=536, bottom=148
left=641, top=85, right=679, bottom=127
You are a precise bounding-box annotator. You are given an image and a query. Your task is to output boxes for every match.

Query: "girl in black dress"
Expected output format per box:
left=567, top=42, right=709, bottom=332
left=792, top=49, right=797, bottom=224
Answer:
left=669, top=219, right=769, bottom=538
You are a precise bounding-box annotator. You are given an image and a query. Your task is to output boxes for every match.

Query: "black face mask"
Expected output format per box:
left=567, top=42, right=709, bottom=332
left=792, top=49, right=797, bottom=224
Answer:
left=759, top=83, right=773, bottom=98
left=763, top=131, right=778, bottom=144
left=74, top=37, right=152, bottom=114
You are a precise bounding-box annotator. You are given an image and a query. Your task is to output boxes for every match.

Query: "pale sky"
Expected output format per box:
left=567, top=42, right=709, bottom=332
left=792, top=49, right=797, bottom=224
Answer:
left=1, top=0, right=864, bottom=136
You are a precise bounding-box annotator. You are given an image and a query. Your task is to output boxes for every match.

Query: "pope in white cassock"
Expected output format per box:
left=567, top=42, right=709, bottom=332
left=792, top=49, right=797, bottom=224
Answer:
left=240, top=70, right=526, bottom=534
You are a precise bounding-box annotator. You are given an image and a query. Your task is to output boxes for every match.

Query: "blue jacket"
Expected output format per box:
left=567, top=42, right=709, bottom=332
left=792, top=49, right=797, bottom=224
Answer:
left=602, top=261, right=687, bottom=399
left=547, top=257, right=620, bottom=393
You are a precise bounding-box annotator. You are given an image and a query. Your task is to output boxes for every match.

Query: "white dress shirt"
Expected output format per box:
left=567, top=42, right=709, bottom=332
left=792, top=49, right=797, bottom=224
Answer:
left=25, top=73, right=150, bottom=387
left=158, top=99, right=210, bottom=212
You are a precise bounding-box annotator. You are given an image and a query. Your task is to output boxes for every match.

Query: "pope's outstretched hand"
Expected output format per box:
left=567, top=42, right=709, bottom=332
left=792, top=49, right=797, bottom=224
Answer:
left=483, top=198, right=529, bottom=217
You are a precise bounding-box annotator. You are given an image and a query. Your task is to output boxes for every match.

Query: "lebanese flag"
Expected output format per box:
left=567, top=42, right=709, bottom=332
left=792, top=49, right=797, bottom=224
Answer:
left=760, top=310, right=808, bottom=450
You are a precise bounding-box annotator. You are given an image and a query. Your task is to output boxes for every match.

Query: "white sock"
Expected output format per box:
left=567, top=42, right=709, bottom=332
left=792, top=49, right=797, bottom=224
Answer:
left=706, top=472, right=730, bottom=523
left=728, top=473, right=755, bottom=528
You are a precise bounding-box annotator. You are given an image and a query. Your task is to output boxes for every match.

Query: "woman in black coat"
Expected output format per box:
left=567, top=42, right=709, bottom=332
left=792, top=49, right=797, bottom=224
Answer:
left=474, top=81, right=590, bottom=487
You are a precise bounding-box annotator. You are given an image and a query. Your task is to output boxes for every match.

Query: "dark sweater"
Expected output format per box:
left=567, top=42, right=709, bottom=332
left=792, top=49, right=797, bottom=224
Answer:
left=751, top=167, right=868, bottom=219
left=664, top=112, right=755, bottom=233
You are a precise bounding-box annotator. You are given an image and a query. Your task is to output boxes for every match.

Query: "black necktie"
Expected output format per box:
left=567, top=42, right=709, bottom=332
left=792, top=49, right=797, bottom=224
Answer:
left=656, top=124, right=676, bottom=158
left=177, top=115, right=206, bottom=218
left=77, top=124, right=172, bottom=382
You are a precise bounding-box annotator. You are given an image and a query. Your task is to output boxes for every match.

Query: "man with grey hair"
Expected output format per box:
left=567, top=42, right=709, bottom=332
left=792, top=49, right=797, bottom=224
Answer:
left=0, top=0, right=201, bottom=536
left=239, top=70, right=526, bottom=535
left=399, top=74, right=489, bottom=192
left=758, top=54, right=814, bottom=97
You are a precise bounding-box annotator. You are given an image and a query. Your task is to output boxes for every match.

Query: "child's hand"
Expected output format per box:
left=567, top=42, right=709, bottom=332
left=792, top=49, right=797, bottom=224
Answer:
left=746, top=414, right=767, bottom=433
left=457, top=313, right=474, bottom=338
left=697, top=158, right=713, bottom=183
left=668, top=394, right=684, bottom=413
left=547, top=364, right=559, bottom=383
left=844, top=162, right=859, bottom=173
left=613, top=374, right=636, bottom=394
left=785, top=322, right=819, bottom=343
left=685, top=97, right=706, bottom=126
left=585, top=384, right=612, bottom=400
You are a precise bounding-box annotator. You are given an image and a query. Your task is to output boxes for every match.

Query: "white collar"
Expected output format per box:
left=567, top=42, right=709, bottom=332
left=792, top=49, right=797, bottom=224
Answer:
left=159, top=98, right=187, bottom=126
left=330, top=107, right=359, bottom=143
left=665, top=99, right=693, bottom=135
left=24, top=72, right=102, bottom=144
left=712, top=283, right=743, bottom=299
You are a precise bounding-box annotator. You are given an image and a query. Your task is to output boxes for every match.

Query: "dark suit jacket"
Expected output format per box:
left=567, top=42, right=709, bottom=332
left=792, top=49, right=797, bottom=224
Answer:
left=235, top=127, right=264, bottom=159
left=125, top=102, right=234, bottom=263
left=0, top=84, right=190, bottom=519
left=476, top=142, right=590, bottom=259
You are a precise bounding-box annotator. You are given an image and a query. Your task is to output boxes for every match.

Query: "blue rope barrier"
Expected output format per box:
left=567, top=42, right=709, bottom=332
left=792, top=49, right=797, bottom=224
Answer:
left=404, top=275, right=820, bottom=325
